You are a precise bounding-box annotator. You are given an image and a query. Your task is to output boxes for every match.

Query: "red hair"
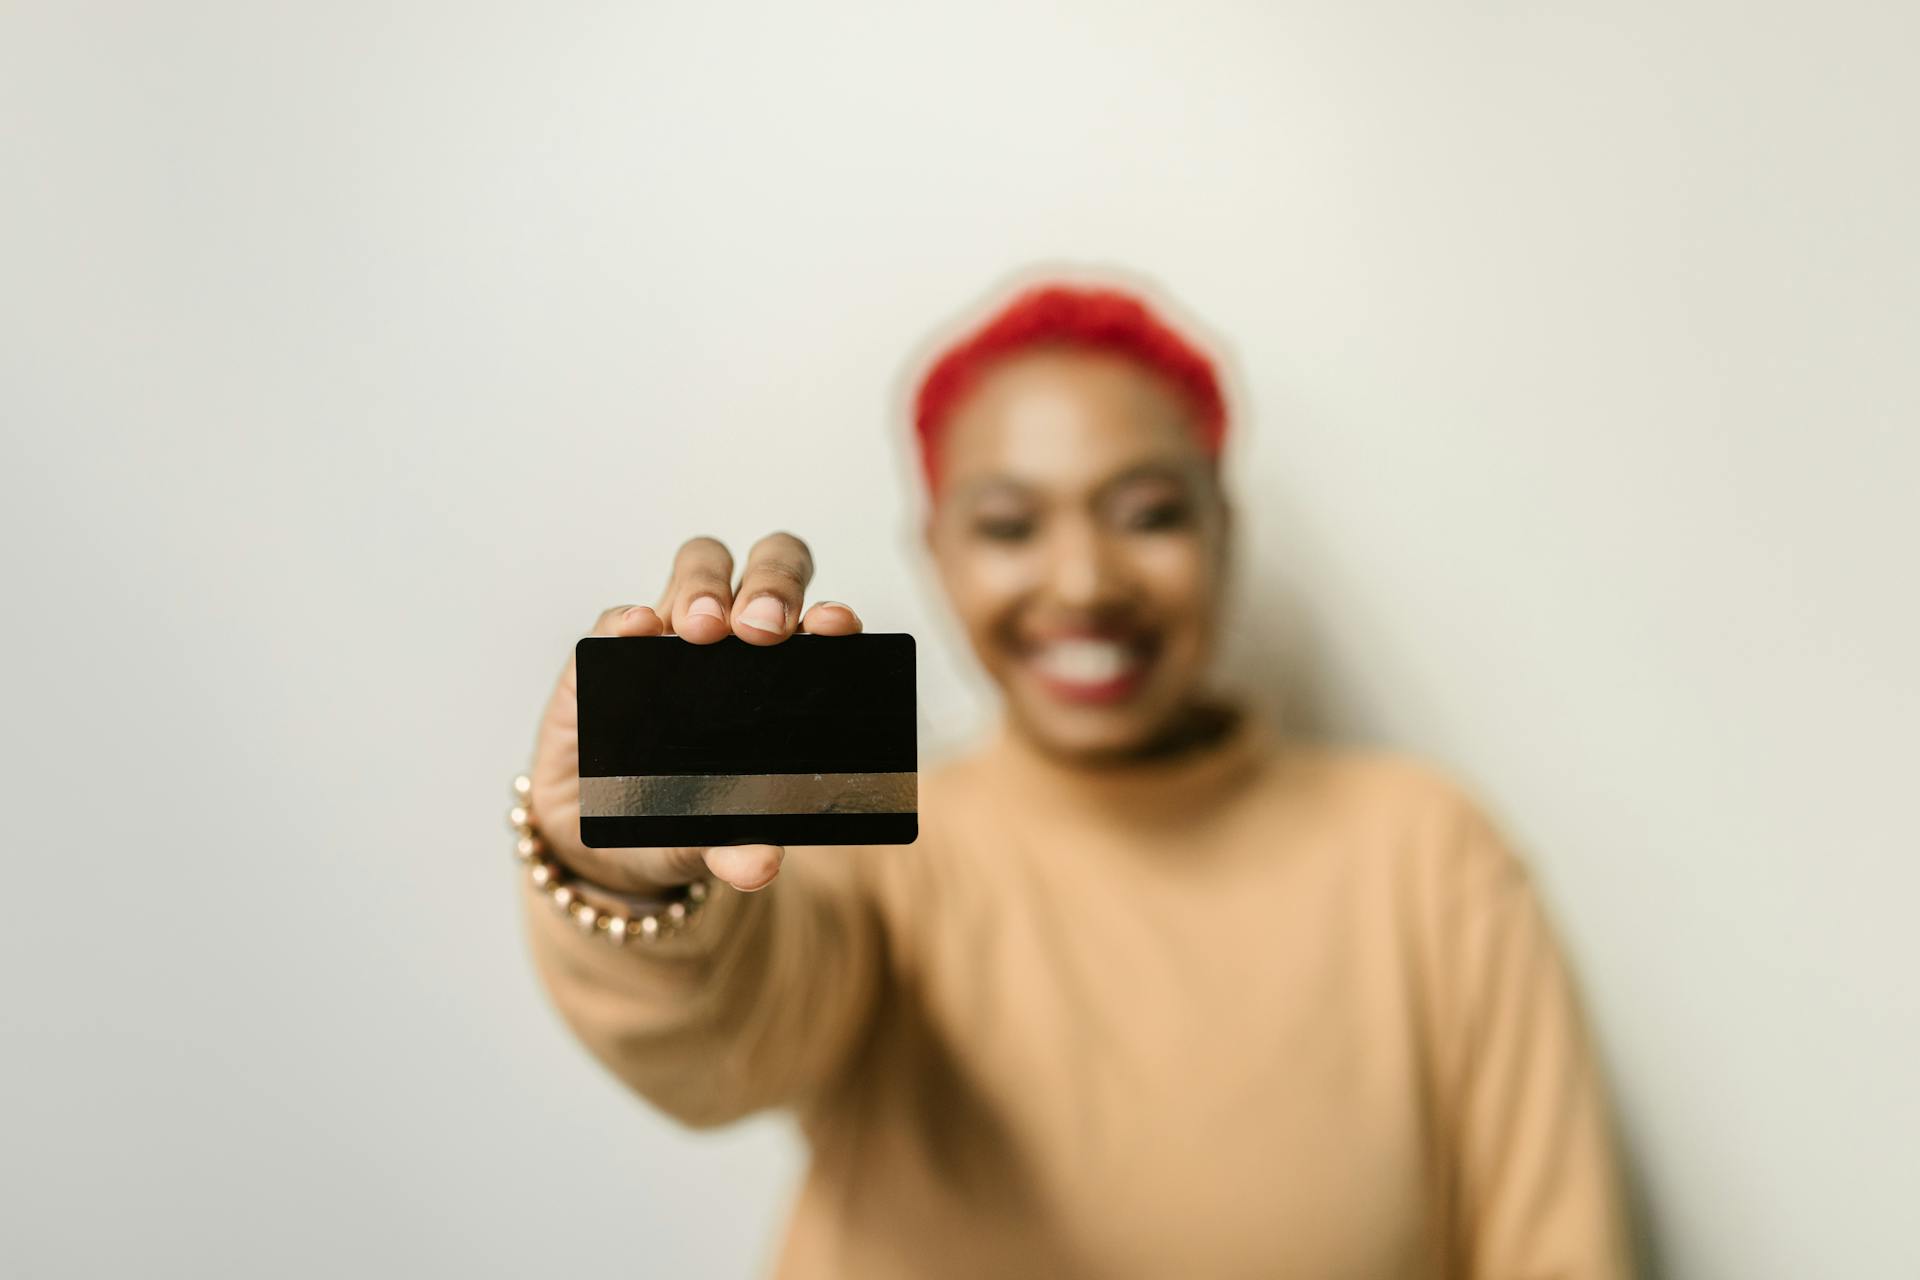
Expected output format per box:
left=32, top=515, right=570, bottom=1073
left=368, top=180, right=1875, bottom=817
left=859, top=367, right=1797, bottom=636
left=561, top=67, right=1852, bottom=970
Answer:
left=911, top=282, right=1228, bottom=495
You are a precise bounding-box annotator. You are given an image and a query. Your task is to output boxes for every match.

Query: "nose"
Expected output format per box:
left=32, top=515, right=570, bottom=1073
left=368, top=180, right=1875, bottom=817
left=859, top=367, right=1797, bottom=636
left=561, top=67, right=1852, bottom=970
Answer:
left=1044, top=517, right=1126, bottom=609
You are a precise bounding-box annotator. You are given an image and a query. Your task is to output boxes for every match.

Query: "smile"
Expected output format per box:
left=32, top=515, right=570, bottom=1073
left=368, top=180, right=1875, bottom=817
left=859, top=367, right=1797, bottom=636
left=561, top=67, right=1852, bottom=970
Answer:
left=1027, top=636, right=1154, bottom=705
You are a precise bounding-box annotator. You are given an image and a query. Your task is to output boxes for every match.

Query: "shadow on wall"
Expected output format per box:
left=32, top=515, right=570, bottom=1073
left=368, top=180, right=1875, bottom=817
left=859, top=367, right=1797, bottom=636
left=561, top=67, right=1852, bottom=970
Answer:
left=1217, top=564, right=1668, bottom=1280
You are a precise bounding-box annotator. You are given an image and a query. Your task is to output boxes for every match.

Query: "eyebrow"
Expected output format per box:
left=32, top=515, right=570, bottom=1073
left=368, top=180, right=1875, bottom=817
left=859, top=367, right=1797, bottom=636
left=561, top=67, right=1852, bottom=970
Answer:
left=949, top=459, right=1196, bottom=508
left=1092, top=460, right=1194, bottom=498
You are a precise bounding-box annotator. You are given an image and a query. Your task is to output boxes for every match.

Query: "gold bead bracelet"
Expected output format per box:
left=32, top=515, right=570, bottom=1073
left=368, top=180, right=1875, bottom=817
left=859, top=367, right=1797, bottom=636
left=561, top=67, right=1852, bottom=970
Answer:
left=509, top=773, right=709, bottom=944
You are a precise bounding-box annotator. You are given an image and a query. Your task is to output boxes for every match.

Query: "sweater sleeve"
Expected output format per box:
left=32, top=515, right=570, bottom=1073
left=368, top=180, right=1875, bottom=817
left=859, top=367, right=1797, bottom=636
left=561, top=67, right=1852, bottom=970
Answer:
left=520, top=846, right=889, bottom=1129
left=1426, top=789, right=1637, bottom=1280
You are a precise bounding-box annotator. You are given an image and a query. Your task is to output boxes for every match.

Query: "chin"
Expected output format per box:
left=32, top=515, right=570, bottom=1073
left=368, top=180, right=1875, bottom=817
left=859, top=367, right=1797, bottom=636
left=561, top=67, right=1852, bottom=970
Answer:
left=1019, top=713, right=1152, bottom=759
left=1005, top=679, right=1193, bottom=763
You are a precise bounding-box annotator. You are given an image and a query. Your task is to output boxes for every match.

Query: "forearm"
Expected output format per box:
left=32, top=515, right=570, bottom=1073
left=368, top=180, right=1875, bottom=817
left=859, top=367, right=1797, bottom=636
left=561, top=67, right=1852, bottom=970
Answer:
left=521, top=853, right=884, bottom=1128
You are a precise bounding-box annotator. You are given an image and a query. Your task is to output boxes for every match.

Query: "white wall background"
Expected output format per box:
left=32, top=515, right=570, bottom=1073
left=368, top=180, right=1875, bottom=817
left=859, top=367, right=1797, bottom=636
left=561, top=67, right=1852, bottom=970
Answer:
left=4, top=2, right=1915, bottom=1276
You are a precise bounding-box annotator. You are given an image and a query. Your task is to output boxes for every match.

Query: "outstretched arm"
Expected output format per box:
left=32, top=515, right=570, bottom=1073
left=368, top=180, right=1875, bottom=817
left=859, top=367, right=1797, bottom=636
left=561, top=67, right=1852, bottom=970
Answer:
left=515, top=530, right=889, bottom=1126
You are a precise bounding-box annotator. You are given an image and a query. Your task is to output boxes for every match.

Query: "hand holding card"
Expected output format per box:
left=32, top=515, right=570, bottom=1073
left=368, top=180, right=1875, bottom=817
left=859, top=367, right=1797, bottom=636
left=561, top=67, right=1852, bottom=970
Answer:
left=525, top=532, right=895, bottom=897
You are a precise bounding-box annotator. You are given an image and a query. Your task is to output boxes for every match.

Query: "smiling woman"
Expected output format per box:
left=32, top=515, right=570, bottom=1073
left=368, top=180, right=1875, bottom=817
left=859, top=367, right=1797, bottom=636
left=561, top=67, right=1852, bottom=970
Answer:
left=514, top=279, right=1635, bottom=1278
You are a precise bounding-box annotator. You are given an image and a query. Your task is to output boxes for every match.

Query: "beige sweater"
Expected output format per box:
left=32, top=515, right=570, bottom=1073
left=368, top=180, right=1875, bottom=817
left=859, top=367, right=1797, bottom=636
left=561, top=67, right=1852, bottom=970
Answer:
left=523, top=710, right=1634, bottom=1278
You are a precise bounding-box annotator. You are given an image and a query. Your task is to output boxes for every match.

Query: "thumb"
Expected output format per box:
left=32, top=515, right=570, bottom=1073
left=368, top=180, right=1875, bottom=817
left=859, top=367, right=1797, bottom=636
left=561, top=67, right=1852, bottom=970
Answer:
left=701, top=844, right=786, bottom=892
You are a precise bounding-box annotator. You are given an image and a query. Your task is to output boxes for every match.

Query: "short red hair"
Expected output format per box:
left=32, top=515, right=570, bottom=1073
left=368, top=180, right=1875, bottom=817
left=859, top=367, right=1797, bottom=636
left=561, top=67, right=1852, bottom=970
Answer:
left=911, top=282, right=1228, bottom=495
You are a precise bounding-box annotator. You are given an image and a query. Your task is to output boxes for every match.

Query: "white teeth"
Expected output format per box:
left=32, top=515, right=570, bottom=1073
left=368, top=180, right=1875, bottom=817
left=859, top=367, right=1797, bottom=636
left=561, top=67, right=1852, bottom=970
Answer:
left=1031, top=639, right=1139, bottom=684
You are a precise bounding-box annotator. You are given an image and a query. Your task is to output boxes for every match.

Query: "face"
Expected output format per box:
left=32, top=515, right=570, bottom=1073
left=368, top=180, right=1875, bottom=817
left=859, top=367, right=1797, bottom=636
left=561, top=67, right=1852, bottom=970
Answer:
left=923, top=348, right=1233, bottom=762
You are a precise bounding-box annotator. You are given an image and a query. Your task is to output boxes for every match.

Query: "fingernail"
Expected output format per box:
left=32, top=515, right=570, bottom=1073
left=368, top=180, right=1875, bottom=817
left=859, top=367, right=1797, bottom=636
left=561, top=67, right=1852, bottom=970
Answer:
left=622, top=606, right=649, bottom=624
left=739, top=595, right=786, bottom=634
left=687, top=595, right=725, bottom=622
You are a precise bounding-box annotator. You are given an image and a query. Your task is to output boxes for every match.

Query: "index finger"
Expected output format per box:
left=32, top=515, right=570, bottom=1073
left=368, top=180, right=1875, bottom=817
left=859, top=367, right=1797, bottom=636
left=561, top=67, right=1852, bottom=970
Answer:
left=730, top=531, right=815, bottom=645
left=657, top=536, right=737, bottom=644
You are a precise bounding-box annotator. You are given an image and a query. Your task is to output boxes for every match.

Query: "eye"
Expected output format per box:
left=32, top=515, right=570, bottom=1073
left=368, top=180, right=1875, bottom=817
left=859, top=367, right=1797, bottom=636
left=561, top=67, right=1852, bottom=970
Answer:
left=972, top=515, right=1035, bottom=542
left=1121, top=500, right=1191, bottom=532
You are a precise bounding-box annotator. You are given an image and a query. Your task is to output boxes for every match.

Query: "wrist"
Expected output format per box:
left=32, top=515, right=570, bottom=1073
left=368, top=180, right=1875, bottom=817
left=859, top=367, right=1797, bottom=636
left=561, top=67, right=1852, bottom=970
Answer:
left=542, top=839, right=698, bottom=901
left=510, top=775, right=711, bottom=944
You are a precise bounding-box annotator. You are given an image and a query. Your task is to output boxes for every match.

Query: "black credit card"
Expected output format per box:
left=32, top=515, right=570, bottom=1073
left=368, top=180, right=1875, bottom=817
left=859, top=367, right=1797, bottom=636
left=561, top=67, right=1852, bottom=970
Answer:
left=574, top=633, right=917, bottom=848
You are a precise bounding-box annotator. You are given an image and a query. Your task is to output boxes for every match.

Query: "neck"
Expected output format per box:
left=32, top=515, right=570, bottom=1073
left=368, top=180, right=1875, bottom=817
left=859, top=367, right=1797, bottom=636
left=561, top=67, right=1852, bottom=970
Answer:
left=979, top=694, right=1273, bottom=824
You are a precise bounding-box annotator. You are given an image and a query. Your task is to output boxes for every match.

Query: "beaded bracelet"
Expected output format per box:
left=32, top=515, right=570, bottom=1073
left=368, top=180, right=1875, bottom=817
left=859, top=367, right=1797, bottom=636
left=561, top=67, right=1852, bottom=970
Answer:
left=509, top=773, right=710, bottom=945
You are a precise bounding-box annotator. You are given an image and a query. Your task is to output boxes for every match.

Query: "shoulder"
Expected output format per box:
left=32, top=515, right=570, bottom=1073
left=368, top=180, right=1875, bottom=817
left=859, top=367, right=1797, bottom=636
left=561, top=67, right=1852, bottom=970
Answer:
left=1261, top=739, right=1530, bottom=892
left=1265, top=737, right=1492, bottom=825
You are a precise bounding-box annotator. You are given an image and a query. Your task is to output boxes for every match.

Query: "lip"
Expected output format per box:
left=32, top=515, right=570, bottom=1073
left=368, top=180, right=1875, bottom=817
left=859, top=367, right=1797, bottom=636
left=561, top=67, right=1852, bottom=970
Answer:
left=1023, top=623, right=1153, bottom=645
left=1030, top=663, right=1149, bottom=705
left=1020, top=629, right=1157, bottom=706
